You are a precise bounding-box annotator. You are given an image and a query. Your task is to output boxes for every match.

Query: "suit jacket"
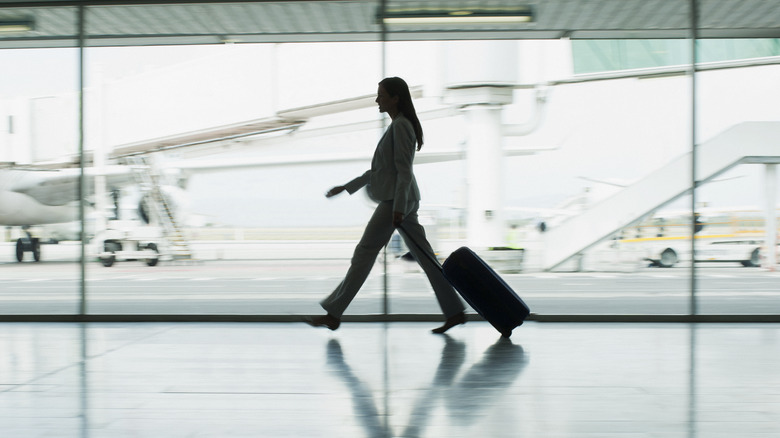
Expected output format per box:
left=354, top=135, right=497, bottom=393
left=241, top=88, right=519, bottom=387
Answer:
left=344, top=115, right=421, bottom=214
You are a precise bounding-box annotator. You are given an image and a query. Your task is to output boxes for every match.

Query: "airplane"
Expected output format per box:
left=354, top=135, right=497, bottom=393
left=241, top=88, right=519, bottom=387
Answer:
left=0, top=163, right=136, bottom=262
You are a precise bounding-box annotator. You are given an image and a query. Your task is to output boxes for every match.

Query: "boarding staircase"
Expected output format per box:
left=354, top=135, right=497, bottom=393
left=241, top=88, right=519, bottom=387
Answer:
left=541, top=121, right=780, bottom=270
left=125, top=155, right=194, bottom=262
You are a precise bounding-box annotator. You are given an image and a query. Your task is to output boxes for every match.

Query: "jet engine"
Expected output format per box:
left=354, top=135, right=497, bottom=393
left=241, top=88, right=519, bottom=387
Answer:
left=137, top=185, right=190, bottom=226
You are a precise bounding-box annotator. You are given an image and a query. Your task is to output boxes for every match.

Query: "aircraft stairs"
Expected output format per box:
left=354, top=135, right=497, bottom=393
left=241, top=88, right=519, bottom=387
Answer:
left=541, top=121, right=780, bottom=271
left=125, top=156, right=195, bottom=262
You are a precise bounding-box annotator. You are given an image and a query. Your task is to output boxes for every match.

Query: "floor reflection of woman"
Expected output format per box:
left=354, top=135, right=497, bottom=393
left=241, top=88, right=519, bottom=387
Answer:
left=306, top=77, right=466, bottom=334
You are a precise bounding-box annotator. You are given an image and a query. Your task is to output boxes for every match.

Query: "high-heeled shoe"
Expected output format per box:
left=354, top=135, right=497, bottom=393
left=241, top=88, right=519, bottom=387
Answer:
left=432, top=311, right=466, bottom=334
left=305, top=314, right=341, bottom=331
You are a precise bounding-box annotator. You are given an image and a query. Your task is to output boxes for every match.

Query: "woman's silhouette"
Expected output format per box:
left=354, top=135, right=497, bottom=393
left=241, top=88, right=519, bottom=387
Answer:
left=307, top=77, right=466, bottom=334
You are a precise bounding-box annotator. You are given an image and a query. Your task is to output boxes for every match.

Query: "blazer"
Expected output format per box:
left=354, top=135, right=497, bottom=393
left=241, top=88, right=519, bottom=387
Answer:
left=344, top=115, right=421, bottom=214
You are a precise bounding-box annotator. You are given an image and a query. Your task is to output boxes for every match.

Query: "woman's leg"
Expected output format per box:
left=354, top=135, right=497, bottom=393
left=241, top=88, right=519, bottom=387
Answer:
left=320, top=201, right=396, bottom=319
left=398, top=206, right=466, bottom=319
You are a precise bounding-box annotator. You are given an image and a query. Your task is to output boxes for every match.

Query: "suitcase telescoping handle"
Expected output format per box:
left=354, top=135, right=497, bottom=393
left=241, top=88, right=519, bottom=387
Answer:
left=396, top=224, right=444, bottom=271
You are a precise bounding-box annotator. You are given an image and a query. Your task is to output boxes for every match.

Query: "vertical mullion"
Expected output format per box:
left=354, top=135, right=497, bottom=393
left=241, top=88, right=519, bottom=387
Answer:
left=380, top=0, right=388, bottom=317
left=78, top=5, right=87, bottom=316
left=689, top=0, right=698, bottom=317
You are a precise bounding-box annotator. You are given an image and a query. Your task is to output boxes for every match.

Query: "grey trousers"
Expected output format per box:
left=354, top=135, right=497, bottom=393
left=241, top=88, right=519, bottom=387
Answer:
left=321, top=200, right=465, bottom=319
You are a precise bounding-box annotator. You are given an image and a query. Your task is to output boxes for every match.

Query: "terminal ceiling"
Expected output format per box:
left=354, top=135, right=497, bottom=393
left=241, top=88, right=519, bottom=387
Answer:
left=1, top=0, right=780, bottom=49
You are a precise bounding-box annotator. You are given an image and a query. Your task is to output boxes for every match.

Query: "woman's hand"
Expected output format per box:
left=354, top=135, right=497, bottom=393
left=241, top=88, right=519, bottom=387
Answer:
left=326, top=186, right=346, bottom=198
left=393, top=211, right=404, bottom=228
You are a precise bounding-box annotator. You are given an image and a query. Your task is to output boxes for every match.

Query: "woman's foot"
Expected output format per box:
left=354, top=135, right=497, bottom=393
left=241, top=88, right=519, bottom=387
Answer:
left=432, top=312, right=466, bottom=334
left=305, top=314, right=341, bottom=331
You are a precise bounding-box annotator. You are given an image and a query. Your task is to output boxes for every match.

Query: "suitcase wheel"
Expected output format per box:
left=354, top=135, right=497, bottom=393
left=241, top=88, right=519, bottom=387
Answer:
left=501, top=329, right=512, bottom=338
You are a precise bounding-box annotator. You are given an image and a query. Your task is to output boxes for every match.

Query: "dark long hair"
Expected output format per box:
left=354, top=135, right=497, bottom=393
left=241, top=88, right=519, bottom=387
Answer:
left=379, top=77, right=424, bottom=151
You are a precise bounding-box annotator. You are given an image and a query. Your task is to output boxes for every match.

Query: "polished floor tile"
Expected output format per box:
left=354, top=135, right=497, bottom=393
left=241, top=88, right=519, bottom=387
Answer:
left=1, top=322, right=779, bottom=437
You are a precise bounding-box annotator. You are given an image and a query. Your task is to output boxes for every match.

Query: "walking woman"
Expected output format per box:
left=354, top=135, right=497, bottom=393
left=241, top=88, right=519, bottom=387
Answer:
left=306, top=77, right=467, bottom=334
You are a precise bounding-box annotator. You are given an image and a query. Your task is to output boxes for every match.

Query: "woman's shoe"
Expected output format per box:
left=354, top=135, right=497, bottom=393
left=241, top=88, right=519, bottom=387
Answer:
left=432, top=312, right=466, bottom=334
left=305, top=314, right=341, bottom=331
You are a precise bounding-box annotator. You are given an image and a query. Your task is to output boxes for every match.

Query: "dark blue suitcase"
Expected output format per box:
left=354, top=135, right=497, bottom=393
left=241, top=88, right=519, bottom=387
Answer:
left=442, top=247, right=530, bottom=338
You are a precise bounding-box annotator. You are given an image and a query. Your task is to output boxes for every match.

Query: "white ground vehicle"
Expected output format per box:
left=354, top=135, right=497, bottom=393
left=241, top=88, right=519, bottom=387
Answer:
left=619, top=210, right=773, bottom=268
left=645, top=239, right=762, bottom=268
left=92, top=220, right=162, bottom=267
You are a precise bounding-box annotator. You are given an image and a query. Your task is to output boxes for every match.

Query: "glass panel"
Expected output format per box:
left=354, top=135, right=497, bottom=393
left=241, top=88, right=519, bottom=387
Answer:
left=573, top=40, right=690, bottom=73
left=695, top=39, right=780, bottom=314
left=697, top=38, right=780, bottom=63
left=83, top=42, right=384, bottom=315
left=572, top=39, right=780, bottom=74
left=0, top=8, right=81, bottom=315
left=384, top=39, right=693, bottom=316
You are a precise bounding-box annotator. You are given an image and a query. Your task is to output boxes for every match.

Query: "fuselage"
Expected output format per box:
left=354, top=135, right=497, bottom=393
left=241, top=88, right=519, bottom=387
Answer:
left=0, top=170, right=80, bottom=226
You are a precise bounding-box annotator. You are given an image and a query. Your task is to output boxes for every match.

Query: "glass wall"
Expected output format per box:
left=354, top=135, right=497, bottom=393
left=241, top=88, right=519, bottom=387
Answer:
left=81, top=42, right=384, bottom=315
left=0, top=2, right=777, bottom=319
left=694, top=38, right=780, bottom=315
left=0, top=8, right=81, bottom=314
left=381, top=39, right=692, bottom=315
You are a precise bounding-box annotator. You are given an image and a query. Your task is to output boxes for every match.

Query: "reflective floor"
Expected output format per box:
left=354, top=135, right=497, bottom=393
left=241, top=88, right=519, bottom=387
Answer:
left=1, top=322, right=779, bottom=437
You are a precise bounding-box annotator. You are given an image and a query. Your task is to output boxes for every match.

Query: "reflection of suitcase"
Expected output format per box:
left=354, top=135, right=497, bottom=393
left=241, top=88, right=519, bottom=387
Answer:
left=442, top=247, right=530, bottom=338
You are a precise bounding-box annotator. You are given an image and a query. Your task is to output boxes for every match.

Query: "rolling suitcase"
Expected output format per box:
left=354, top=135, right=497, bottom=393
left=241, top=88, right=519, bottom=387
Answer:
left=442, top=247, right=530, bottom=338
left=398, top=228, right=530, bottom=338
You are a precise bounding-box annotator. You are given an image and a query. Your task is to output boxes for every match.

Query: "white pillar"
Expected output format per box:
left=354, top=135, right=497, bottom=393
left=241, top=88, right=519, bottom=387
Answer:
left=441, top=41, right=518, bottom=250
left=464, top=104, right=505, bottom=248
left=765, top=164, right=777, bottom=270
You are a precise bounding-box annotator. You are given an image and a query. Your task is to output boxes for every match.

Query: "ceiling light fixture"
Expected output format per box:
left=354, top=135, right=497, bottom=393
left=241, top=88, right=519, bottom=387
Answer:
left=0, top=17, right=35, bottom=33
left=380, top=6, right=533, bottom=25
